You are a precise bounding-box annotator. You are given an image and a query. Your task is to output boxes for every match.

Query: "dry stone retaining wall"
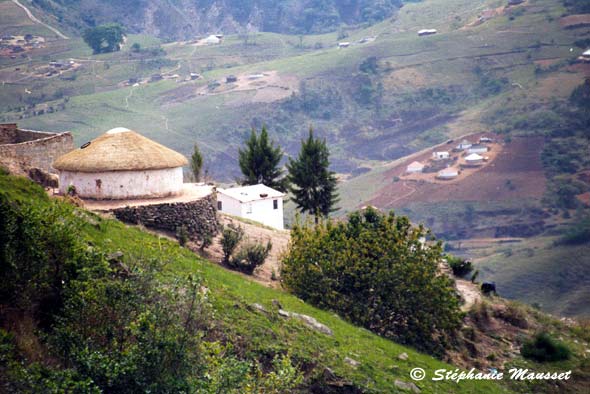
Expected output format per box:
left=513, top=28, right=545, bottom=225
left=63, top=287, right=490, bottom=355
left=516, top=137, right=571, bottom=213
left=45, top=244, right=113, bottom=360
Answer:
left=112, top=194, right=218, bottom=242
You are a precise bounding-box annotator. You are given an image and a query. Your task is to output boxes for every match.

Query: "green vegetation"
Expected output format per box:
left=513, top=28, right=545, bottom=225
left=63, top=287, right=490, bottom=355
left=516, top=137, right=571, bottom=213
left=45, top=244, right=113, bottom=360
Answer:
left=238, top=126, right=286, bottom=191
left=0, top=174, right=303, bottom=392
left=287, top=129, right=339, bottom=222
left=522, top=332, right=571, bottom=363
left=233, top=240, right=273, bottom=275
left=555, top=216, right=590, bottom=246
left=220, top=223, right=245, bottom=264
left=82, top=23, right=125, bottom=54
left=190, top=143, right=204, bottom=182
left=282, top=207, right=462, bottom=356
left=447, top=255, right=474, bottom=278
left=0, top=173, right=515, bottom=393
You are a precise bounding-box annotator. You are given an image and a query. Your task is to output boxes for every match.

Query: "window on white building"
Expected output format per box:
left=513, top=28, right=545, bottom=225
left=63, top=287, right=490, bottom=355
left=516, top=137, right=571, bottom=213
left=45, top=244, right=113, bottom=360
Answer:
left=217, top=201, right=222, bottom=210
left=273, top=199, right=278, bottom=210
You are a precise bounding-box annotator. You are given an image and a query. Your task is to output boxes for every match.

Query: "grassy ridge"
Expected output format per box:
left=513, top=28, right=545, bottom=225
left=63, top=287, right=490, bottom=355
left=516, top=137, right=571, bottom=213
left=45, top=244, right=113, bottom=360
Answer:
left=0, top=172, right=512, bottom=393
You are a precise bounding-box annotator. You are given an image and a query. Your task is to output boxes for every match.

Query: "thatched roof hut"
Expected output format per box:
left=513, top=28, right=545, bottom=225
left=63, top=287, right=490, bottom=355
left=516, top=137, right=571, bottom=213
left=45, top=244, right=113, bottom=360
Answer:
left=54, top=127, right=188, bottom=200
left=54, top=127, right=187, bottom=172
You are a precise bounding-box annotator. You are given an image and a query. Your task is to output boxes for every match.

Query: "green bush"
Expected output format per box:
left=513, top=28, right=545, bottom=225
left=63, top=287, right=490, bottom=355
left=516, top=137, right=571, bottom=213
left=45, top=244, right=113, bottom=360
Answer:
left=281, top=207, right=462, bottom=355
left=521, top=332, right=571, bottom=362
left=447, top=255, right=474, bottom=277
left=555, top=217, right=590, bottom=246
left=232, top=240, right=272, bottom=275
left=220, top=223, right=245, bottom=263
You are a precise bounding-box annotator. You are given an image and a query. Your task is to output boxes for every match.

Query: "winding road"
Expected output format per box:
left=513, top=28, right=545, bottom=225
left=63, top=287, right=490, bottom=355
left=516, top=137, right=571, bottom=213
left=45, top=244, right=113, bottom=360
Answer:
left=12, top=0, right=69, bottom=39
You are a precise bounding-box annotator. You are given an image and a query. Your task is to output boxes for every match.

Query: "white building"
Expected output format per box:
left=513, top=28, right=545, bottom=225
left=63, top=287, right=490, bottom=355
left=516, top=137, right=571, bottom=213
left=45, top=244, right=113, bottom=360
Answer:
left=456, top=139, right=472, bottom=150
left=338, top=42, right=350, bottom=48
left=579, top=49, right=590, bottom=62
left=418, top=29, right=437, bottom=36
left=217, top=184, right=285, bottom=230
left=437, top=167, right=459, bottom=180
left=53, top=127, right=187, bottom=199
left=204, top=35, right=221, bottom=45
left=468, top=144, right=489, bottom=154
left=432, top=151, right=450, bottom=160
left=464, top=153, right=484, bottom=166
left=406, top=161, right=425, bottom=173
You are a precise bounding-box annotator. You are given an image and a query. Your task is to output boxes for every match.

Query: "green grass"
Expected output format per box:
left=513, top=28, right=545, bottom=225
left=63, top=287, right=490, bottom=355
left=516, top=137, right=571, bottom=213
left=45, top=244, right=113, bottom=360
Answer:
left=85, top=219, right=512, bottom=392
left=474, top=236, right=590, bottom=317
left=0, top=172, right=512, bottom=393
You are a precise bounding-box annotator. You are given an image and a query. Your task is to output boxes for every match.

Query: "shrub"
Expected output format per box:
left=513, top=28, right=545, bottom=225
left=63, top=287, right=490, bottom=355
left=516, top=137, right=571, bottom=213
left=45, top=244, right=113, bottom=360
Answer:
left=281, top=207, right=462, bottom=355
left=232, top=240, right=272, bottom=275
left=521, top=332, right=571, bottom=362
left=220, top=223, right=244, bottom=263
left=447, top=255, right=474, bottom=277
left=176, top=225, right=189, bottom=246
left=554, top=217, right=590, bottom=246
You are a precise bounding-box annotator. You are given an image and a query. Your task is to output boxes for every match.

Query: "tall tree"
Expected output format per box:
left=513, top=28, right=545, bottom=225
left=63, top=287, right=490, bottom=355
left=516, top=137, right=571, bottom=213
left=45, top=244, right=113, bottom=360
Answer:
left=238, top=126, right=286, bottom=191
left=190, top=143, right=203, bottom=182
left=82, top=23, right=125, bottom=54
left=287, top=128, right=339, bottom=222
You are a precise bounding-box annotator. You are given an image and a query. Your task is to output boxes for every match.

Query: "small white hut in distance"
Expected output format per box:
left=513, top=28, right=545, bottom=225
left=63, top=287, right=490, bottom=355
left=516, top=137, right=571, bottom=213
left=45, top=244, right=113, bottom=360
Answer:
left=406, top=161, right=425, bottom=173
left=217, top=184, right=285, bottom=230
left=53, top=127, right=188, bottom=199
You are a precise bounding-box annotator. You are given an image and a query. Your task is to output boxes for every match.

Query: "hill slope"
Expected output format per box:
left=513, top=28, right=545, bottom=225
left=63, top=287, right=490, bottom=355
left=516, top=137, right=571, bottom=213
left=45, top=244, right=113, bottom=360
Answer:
left=21, top=0, right=402, bottom=38
left=0, top=172, right=513, bottom=393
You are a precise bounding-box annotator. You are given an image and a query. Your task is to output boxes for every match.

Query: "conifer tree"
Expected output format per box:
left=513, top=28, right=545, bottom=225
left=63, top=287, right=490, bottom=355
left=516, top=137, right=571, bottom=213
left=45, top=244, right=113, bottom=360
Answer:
left=238, top=126, right=286, bottom=191
left=190, top=143, right=203, bottom=182
left=287, top=128, right=339, bottom=222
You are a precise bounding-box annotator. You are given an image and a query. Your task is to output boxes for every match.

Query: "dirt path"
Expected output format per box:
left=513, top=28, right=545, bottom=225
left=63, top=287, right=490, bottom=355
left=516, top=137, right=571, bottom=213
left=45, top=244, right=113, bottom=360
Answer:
left=12, top=0, right=69, bottom=39
left=386, top=181, right=416, bottom=206
left=456, top=279, right=482, bottom=311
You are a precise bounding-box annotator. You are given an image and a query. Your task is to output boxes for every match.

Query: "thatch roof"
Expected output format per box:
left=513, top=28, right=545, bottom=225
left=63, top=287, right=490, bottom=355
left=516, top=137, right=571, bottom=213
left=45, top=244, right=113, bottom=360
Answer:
left=53, top=127, right=188, bottom=172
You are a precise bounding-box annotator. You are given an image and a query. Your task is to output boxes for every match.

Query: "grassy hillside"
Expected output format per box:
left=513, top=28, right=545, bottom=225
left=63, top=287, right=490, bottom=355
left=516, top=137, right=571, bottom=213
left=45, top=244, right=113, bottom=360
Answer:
left=0, top=172, right=517, bottom=393
left=3, top=173, right=590, bottom=392
left=472, top=235, right=590, bottom=317
left=2, top=0, right=585, bottom=181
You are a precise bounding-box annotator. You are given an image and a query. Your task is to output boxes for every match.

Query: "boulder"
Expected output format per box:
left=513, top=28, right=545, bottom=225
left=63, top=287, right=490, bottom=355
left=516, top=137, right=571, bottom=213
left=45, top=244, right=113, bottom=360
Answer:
left=394, top=380, right=421, bottom=393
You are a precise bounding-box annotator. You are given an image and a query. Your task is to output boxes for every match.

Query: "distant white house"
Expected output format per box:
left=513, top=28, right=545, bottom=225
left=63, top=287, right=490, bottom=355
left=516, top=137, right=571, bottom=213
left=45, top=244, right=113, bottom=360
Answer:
left=468, top=144, right=489, bottom=154
left=464, top=153, right=484, bottom=166
left=432, top=151, right=450, bottom=160
left=479, top=136, right=493, bottom=143
left=418, top=29, right=437, bottom=36
left=406, top=161, right=425, bottom=173
left=579, top=49, right=590, bottom=62
left=437, top=167, right=459, bottom=180
left=338, top=42, right=350, bottom=48
left=456, top=139, right=472, bottom=150
left=204, top=35, right=221, bottom=45
left=217, top=184, right=285, bottom=230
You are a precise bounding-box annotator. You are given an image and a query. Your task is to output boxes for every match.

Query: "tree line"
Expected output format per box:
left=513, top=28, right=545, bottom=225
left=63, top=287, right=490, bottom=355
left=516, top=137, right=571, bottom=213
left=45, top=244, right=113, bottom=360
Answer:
left=191, top=126, right=339, bottom=222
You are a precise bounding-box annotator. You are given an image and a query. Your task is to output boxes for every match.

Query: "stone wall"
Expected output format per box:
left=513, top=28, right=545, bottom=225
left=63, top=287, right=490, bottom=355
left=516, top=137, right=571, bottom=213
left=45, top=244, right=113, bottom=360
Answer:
left=112, top=194, right=218, bottom=242
left=0, top=123, right=74, bottom=175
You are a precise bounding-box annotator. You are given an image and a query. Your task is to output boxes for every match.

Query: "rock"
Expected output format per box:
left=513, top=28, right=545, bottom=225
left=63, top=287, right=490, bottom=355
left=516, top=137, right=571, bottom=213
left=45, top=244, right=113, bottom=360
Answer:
left=251, top=303, right=267, bottom=313
left=322, top=367, right=338, bottom=381
left=106, top=251, right=124, bottom=261
left=344, top=356, right=360, bottom=368
left=271, top=299, right=282, bottom=309
left=277, top=310, right=333, bottom=336
left=398, top=352, right=409, bottom=361
left=291, top=312, right=334, bottom=336
left=394, top=380, right=421, bottom=393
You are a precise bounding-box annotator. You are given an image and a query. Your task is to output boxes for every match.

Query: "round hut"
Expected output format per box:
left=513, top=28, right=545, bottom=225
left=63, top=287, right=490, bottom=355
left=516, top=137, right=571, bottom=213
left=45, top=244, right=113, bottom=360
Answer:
left=53, top=127, right=188, bottom=199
